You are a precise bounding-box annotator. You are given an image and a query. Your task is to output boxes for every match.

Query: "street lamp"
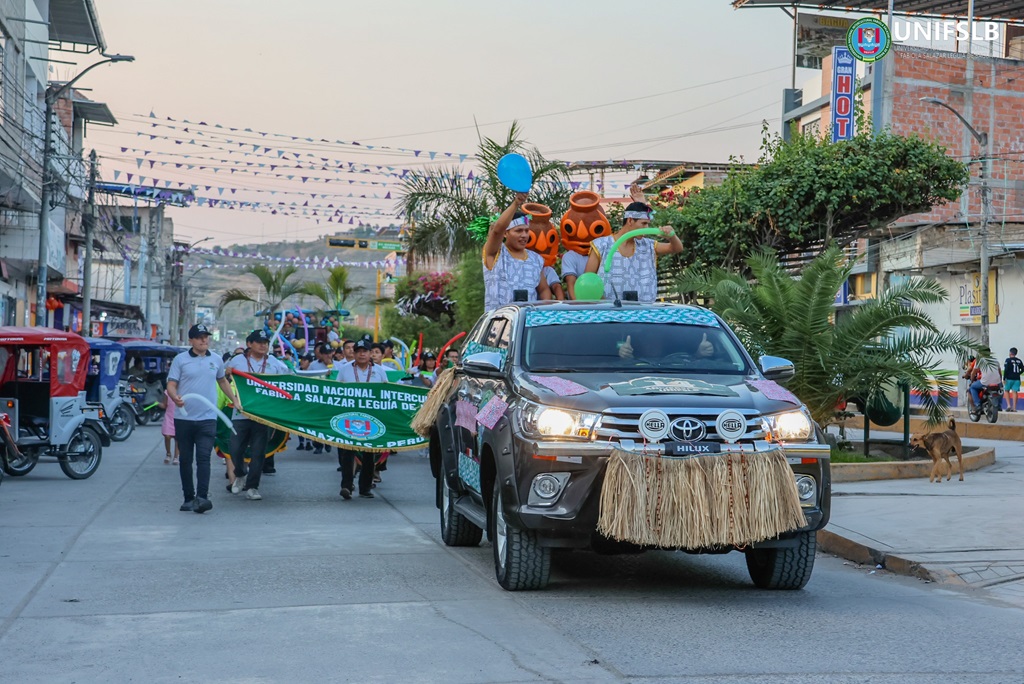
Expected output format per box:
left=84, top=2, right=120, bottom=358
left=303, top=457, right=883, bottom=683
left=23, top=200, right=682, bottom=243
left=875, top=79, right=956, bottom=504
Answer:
left=37, top=53, right=134, bottom=328
left=920, top=97, right=992, bottom=349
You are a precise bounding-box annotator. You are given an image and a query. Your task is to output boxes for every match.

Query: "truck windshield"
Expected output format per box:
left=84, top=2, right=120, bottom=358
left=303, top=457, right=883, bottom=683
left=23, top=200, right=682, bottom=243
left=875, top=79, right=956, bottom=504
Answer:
left=523, top=323, right=751, bottom=374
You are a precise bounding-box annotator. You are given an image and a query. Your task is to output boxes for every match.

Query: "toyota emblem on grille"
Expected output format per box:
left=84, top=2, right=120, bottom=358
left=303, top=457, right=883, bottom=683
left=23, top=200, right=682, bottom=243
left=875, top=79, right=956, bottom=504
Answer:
left=670, top=417, right=706, bottom=442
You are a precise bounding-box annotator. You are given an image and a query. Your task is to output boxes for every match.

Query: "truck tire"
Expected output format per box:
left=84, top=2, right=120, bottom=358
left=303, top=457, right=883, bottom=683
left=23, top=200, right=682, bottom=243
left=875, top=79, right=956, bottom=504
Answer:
left=438, top=475, right=482, bottom=547
left=744, top=530, right=816, bottom=590
left=491, top=479, right=550, bottom=591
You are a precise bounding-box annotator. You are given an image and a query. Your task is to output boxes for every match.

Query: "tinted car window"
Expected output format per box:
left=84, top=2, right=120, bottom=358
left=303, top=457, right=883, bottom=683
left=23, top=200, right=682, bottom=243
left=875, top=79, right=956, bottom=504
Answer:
left=523, top=323, right=750, bottom=374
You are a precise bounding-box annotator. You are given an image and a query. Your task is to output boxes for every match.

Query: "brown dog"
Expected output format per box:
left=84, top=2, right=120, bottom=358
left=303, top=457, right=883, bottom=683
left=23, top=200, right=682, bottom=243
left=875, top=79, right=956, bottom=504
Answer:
left=909, top=418, right=964, bottom=483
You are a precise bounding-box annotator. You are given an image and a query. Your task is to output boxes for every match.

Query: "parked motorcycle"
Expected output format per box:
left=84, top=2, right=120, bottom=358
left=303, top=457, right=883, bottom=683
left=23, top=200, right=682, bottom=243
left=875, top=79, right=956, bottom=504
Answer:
left=969, top=384, right=1004, bottom=424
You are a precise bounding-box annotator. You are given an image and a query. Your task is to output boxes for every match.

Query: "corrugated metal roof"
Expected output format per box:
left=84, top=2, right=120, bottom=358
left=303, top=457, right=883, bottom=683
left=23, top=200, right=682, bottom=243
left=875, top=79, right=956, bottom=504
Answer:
left=48, top=0, right=106, bottom=51
left=733, top=1, right=1024, bottom=22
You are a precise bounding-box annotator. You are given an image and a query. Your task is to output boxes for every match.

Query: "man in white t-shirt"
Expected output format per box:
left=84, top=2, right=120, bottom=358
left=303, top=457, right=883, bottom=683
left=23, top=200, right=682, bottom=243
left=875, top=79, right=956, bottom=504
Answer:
left=225, top=329, right=290, bottom=501
left=970, top=360, right=1003, bottom=413
left=336, top=339, right=388, bottom=499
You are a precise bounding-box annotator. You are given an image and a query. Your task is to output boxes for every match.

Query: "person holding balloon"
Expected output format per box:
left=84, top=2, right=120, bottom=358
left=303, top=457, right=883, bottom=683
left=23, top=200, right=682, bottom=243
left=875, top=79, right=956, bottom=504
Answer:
left=483, top=193, right=552, bottom=311
left=582, top=187, right=682, bottom=303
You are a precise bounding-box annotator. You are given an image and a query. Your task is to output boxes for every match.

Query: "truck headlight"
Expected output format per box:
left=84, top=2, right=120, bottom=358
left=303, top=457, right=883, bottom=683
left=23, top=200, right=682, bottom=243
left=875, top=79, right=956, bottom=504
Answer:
left=762, top=410, right=813, bottom=442
left=518, top=402, right=601, bottom=441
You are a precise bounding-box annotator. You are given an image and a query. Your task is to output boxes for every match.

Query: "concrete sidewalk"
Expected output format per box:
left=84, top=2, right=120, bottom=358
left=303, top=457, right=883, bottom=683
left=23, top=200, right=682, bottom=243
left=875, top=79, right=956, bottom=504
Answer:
left=819, top=429, right=1024, bottom=607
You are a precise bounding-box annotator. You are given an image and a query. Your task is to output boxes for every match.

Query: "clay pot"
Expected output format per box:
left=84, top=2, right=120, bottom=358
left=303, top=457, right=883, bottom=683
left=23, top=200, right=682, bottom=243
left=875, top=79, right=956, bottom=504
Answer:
left=560, top=191, right=611, bottom=256
left=523, top=202, right=559, bottom=267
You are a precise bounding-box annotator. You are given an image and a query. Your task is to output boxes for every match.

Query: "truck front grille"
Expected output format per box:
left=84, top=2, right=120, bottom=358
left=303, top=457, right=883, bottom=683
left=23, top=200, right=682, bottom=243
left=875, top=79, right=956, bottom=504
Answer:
left=595, top=408, right=765, bottom=443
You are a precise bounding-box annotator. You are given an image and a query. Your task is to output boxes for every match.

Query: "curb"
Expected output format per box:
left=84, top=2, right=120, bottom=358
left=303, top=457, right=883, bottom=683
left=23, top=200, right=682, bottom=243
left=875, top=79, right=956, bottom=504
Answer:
left=831, top=446, right=995, bottom=482
left=817, top=529, right=966, bottom=585
left=842, top=415, right=1024, bottom=441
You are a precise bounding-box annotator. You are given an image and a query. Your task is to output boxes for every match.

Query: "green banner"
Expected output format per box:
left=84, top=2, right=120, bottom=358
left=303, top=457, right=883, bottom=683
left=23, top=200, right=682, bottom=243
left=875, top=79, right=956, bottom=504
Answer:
left=232, top=374, right=430, bottom=452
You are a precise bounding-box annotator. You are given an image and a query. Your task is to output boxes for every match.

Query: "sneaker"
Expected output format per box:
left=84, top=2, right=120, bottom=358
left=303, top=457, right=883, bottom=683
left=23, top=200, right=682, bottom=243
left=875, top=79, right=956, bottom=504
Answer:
left=313, top=447, right=323, bottom=454
left=231, top=477, right=245, bottom=495
left=340, top=487, right=352, bottom=500
left=193, top=498, right=213, bottom=514
left=263, top=467, right=276, bottom=475
left=245, top=488, right=262, bottom=501
left=180, top=499, right=196, bottom=512
left=359, top=492, right=374, bottom=499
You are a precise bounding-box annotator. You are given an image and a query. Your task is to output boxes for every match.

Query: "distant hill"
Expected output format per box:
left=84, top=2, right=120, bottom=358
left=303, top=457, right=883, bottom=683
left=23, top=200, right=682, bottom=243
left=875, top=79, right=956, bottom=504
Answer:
left=187, top=235, right=393, bottom=334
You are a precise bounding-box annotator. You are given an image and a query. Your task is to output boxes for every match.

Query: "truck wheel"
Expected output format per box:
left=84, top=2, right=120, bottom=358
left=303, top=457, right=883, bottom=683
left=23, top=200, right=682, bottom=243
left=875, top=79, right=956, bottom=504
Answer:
left=438, top=475, right=482, bottom=547
left=109, top=405, right=136, bottom=442
left=744, top=530, right=816, bottom=590
left=59, top=428, right=102, bottom=480
left=4, top=448, right=38, bottom=476
left=491, top=479, right=550, bottom=591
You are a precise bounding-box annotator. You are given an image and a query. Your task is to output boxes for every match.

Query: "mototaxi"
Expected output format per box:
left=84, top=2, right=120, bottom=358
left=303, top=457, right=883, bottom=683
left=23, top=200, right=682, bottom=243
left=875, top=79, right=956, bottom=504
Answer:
left=85, top=337, right=134, bottom=441
left=0, top=327, right=111, bottom=479
left=120, top=340, right=183, bottom=425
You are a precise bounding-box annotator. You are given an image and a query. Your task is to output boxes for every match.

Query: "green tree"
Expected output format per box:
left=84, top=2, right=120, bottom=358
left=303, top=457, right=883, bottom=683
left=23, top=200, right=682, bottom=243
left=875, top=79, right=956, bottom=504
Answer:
left=449, top=251, right=485, bottom=334
left=659, top=126, right=969, bottom=274
left=397, top=122, right=571, bottom=258
left=217, top=265, right=303, bottom=319
left=299, top=266, right=366, bottom=312
left=678, top=245, right=987, bottom=426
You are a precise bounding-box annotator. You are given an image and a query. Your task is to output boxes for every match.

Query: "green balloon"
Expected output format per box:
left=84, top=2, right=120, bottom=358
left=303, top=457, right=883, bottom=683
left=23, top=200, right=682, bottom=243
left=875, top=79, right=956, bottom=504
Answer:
left=574, top=273, right=605, bottom=301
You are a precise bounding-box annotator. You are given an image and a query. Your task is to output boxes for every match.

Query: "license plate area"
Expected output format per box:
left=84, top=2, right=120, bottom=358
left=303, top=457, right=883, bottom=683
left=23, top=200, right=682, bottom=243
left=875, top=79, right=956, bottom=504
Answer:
left=665, top=441, right=721, bottom=456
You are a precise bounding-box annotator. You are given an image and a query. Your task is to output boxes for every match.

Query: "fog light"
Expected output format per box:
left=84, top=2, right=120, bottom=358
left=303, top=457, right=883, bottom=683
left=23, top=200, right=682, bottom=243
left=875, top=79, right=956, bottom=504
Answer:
left=527, top=472, right=571, bottom=507
left=532, top=474, right=561, bottom=499
left=795, top=475, right=816, bottom=504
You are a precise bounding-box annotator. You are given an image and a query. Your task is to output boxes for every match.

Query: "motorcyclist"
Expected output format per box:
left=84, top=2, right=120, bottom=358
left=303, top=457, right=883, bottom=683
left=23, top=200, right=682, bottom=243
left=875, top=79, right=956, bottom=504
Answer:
left=969, top=361, right=1002, bottom=414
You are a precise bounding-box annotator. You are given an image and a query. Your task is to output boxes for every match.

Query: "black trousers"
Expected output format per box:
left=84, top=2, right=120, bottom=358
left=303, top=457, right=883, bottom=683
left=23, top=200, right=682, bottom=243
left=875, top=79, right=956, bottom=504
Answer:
left=175, top=419, right=216, bottom=501
left=230, top=419, right=270, bottom=490
left=339, top=449, right=375, bottom=495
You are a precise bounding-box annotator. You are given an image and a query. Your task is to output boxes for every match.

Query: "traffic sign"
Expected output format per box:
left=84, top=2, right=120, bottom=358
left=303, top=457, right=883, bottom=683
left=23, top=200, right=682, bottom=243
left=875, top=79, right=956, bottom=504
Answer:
left=326, top=237, right=405, bottom=252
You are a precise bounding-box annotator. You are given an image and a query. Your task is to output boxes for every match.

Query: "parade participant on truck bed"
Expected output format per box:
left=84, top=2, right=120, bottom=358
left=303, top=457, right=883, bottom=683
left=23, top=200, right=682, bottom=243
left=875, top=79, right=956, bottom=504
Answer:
left=483, top=193, right=552, bottom=311
left=584, top=185, right=682, bottom=303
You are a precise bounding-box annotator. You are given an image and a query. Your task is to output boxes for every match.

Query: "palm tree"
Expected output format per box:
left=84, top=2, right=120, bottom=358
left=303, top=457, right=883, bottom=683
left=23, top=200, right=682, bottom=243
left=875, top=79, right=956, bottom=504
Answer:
left=299, top=265, right=366, bottom=312
left=397, top=122, right=571, bottom=258
left=677, top=244, right=988, bottom=426
left=217, top=264, right=303, bottom=319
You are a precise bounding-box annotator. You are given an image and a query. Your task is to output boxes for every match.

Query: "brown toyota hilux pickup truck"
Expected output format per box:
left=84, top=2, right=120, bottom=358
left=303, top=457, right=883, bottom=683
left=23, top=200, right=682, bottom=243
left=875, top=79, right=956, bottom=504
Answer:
left=426, top=301, right=831, bottom=591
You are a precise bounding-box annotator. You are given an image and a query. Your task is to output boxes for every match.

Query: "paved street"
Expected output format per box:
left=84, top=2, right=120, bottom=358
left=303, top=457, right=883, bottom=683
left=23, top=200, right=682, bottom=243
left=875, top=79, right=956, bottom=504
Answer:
left=2, top=426, right=1024, bottom=683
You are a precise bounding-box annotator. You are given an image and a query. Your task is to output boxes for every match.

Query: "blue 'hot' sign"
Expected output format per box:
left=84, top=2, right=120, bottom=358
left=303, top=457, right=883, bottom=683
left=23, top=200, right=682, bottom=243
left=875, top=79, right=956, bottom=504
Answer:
left=831, top=47, right=857, bottom=143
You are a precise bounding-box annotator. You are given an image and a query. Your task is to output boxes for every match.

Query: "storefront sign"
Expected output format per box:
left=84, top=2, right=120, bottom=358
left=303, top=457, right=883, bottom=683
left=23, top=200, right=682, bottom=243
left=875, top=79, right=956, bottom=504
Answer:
left=954, top=271, right=998, bottom=325
left=830, top=47, right=857, bottom=142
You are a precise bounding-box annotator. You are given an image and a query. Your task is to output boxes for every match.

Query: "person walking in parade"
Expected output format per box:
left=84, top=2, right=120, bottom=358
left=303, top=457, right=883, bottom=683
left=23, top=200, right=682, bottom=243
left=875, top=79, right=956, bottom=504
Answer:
left=227, top=330, right=290, bottom=500
left=336, top=339, right=389, bottom=499
left=1004, top=347, right=1023, bottom=412
left=166, top=324, right=235, bottom=514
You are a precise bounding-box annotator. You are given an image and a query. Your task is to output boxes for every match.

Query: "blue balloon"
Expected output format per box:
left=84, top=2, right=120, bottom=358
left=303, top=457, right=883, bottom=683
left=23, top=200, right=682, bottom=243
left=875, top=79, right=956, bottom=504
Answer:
left=496, top=153, right=533, bottom=193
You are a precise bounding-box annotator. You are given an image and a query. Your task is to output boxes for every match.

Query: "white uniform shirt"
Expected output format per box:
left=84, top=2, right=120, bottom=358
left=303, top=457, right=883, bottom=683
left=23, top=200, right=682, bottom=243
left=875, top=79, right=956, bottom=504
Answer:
left=336, top=362, right=389, bottom=384
left=225, top=352, right=290, bottom=421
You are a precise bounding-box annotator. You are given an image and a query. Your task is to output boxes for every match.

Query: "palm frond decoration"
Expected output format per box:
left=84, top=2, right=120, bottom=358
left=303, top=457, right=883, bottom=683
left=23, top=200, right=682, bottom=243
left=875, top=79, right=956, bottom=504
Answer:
left=397, top=122, right=570, bottom=258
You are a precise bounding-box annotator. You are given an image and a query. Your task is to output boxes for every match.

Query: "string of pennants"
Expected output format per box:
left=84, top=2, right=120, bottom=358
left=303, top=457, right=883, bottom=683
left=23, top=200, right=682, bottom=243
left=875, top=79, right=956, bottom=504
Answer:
left=181, top=260, right=396, bottom=271
left=136, top=111, right=475, bottom=161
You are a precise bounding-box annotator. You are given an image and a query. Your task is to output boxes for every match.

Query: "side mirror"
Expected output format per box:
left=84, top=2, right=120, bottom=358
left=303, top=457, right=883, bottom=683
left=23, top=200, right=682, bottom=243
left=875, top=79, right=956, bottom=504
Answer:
left=463, top=352, right=503, bottom=374
left=759, top=355, right=795, bottom=383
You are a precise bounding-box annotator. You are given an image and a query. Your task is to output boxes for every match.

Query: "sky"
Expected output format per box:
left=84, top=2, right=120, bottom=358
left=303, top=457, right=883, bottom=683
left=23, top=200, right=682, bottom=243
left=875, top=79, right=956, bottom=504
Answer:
left=61, top=1, right=814, bottom=248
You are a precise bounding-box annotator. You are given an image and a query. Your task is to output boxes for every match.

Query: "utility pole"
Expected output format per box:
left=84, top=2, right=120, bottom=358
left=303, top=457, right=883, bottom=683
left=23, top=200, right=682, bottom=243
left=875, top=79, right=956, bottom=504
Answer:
left=34, top=54, right=134, bottom=327
left=82, top=150, right=98, bottom=335
left=145, top=203, right=164, bottom=338
left=979, top=140, right=992, bottom=349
